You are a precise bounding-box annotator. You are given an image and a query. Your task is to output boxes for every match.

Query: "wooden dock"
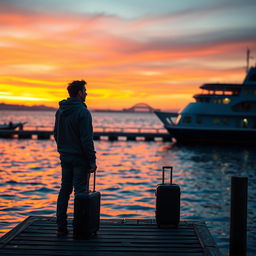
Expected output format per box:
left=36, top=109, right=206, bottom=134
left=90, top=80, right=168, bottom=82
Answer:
left=0, top=128, right=172, bottom=141
left=0, top=216, right=221, bottom=256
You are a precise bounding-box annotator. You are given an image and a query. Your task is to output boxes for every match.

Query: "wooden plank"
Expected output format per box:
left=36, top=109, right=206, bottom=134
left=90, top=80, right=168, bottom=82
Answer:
left=194, top=224, right=216, bottom=247
left=5, top=240, right=202, bottom=251
left=10, top=239, right=200, bottom=245
left=25, top=226, right=196, bottom=234
left=193, top=224, right=222, bottom=256
left=204, top=247, right=224, bottom=256
left=4, top=245, right=203, bottom=253
left=34, top=217, right=204, bottom=226
left=0, top=249, right=204, bottom=256
left=8, top=238, right=201, bottom=248
left=16, top=233, right=198, bottom=240
left=31, top=222, right=195, bottom=229
left=0, top=216, right=38, bottom=249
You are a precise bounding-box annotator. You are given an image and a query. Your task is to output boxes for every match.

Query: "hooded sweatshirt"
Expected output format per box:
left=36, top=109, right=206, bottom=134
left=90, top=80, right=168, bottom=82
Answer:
left=54, top=97, right=96, bottom=167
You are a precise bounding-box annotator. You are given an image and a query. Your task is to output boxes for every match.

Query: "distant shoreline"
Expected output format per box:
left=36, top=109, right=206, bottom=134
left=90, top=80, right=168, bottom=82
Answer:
left=0, top=103, right=177, bottom=113
left=0, top=103, right=57, bottom=111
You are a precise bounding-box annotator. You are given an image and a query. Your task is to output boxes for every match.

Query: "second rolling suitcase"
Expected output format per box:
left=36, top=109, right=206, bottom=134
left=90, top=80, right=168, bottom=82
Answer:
left=155, top=166, right=180, bottom=227
left=73, top=171, right=101, bottom=239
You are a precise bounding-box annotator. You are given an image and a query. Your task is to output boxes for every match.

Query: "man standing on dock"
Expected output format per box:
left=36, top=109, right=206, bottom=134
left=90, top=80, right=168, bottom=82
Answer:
left=54, top=80, right=97, bottom=237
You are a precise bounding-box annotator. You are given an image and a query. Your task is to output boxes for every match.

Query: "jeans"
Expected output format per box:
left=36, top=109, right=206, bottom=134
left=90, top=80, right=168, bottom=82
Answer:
left=56, top=160, right=90, bottom=228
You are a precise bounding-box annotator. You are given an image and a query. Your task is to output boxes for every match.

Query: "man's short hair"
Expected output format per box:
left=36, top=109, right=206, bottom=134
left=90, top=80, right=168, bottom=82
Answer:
left=67, top=80, right=86, bottom=97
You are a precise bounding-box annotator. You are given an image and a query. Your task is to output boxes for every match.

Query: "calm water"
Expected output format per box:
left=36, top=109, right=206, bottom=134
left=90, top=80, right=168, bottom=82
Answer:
left=0, top=111, right=255, bottom=255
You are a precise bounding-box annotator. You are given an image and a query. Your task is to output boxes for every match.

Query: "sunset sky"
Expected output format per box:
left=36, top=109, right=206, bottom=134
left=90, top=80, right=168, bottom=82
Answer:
left=0, top=0, right=255, bottom=110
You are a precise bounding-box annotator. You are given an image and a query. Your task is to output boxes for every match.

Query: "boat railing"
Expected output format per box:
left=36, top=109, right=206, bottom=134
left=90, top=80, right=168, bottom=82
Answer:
left=16, top=125, right=168, bottom=134
left=93, top=126, right=167, bottom=133
left=24, top=125, right=53, bottom=131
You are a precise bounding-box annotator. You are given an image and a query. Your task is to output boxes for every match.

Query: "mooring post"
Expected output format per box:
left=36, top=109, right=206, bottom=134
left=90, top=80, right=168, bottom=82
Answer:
left=229, top=176, right=248, bottom=256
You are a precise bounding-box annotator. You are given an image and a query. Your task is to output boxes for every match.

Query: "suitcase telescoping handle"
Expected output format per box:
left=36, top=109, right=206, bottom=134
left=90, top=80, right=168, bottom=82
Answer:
left=162, top=166, right=173, bottom=184
left=93, top=171, right=96, bottom=192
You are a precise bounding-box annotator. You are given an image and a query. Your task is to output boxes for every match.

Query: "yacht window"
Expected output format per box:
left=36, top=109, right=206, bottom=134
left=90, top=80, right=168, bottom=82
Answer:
left=241, top=102, right=251, bottom=111
left=232, top=90, right=239, bottom=95
left=183, top=116, right=191, bottom=123
left=243, top=89, right=248, bottom=95
left=222, top=118, right=229, bottom=125
left=196, top=116, right=203, bottom=124
left=213, top=118, right=221, bottom=124
left=223, top=98, right=230, bottom=104
left=243, top=89, right=253, bottom=95
left=213, top=99, right=222, bottom=104
left=232, top=101, right=256, bottom=112
left=241, top=118, right=248, bottom=128
left=249, top=73, right=256, bottom=81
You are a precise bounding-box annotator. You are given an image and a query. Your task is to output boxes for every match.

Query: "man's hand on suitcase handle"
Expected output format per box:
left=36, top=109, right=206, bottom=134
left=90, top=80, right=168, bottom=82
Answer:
left=90, top=163, right=97, bottom=173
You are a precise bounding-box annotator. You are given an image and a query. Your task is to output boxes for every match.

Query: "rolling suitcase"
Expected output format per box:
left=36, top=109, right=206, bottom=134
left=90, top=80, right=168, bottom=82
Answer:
left=155, top=166, right=180, bottom=227
left=73, top=171, right=101, bottom=239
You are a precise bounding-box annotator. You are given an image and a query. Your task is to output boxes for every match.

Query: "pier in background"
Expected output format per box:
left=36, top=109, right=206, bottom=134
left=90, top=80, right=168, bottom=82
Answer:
left=0, top=126, right=172, bottom=142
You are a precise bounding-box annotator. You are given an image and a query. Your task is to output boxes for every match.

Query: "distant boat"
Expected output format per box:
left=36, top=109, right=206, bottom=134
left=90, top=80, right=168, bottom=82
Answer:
left=0, top=122, right=26, bottom=130
left=155, top=67, right=256, bottom=145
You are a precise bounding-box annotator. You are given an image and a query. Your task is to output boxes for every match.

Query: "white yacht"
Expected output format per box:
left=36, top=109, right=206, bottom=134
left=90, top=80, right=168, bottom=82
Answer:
left=155, top=67, right=256, bottom=144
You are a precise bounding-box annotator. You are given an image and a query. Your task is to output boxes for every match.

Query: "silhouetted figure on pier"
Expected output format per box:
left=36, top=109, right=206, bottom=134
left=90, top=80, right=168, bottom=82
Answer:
left=54, top=80, right=97, bottom=237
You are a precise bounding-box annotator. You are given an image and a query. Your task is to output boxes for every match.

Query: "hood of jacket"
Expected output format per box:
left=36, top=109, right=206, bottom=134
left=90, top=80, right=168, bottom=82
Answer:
left=59, top=98, right=87, bottom=116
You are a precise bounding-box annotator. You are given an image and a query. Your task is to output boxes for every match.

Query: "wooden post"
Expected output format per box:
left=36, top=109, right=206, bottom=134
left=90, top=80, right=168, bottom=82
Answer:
left=229, top=176, right=248, bottom=256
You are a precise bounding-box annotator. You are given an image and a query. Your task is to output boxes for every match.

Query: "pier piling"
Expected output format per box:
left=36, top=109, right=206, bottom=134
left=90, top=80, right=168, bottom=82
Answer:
left=229, top=176, right=248, bottom=256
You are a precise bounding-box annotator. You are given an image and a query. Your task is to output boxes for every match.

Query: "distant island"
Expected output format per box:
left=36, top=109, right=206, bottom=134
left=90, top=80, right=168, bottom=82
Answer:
left=0, top=103, right=57, bottom=111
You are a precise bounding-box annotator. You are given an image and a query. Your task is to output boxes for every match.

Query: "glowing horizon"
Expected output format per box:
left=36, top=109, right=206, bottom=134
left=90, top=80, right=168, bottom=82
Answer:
left=0, top=0, right=255, bottom=110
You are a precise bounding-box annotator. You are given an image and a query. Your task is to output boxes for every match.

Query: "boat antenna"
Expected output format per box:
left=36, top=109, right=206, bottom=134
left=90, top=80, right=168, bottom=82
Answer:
left=246, top=48, right=254, bottom=73
left=246, top=48, right=250, bottom=73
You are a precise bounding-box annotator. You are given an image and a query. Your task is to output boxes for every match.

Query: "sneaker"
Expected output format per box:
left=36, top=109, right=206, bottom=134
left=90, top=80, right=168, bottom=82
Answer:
left=57, top=227, right=68, bottom=237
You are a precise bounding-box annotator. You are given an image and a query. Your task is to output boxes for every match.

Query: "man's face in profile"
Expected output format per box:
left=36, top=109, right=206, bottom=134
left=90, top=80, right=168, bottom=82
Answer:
left=80, top=87, right=87, bottom=102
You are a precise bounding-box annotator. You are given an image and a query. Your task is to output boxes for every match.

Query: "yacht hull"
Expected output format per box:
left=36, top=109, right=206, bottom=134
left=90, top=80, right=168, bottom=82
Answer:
left=167, top=127, right=256, bottom=145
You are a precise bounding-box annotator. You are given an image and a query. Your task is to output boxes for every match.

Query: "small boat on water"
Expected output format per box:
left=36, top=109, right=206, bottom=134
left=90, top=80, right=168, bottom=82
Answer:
left=155, top=66, right=256, bottom=145
left=0, top=122, right=26, bottom=130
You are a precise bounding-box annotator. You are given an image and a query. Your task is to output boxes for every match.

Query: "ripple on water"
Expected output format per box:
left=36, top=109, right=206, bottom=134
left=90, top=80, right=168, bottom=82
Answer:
left=116, top=213, right=140, bottom=218
left=127, top=205, right=153, bottom=211
left=119, top=190, right=133, bottom=194
left=27, top=209, right=55, bottom=215
left=0, top=194, right=16, bottom=199
left=6, top=180, right=43, bottom=186
left=36, top=187, right=56, bottom=193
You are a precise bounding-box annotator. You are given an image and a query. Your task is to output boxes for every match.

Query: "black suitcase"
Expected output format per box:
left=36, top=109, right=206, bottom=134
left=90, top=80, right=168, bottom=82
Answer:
left=73, top=171, right=101, bottom=239
left=155, top=166, right=180, bottom=227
